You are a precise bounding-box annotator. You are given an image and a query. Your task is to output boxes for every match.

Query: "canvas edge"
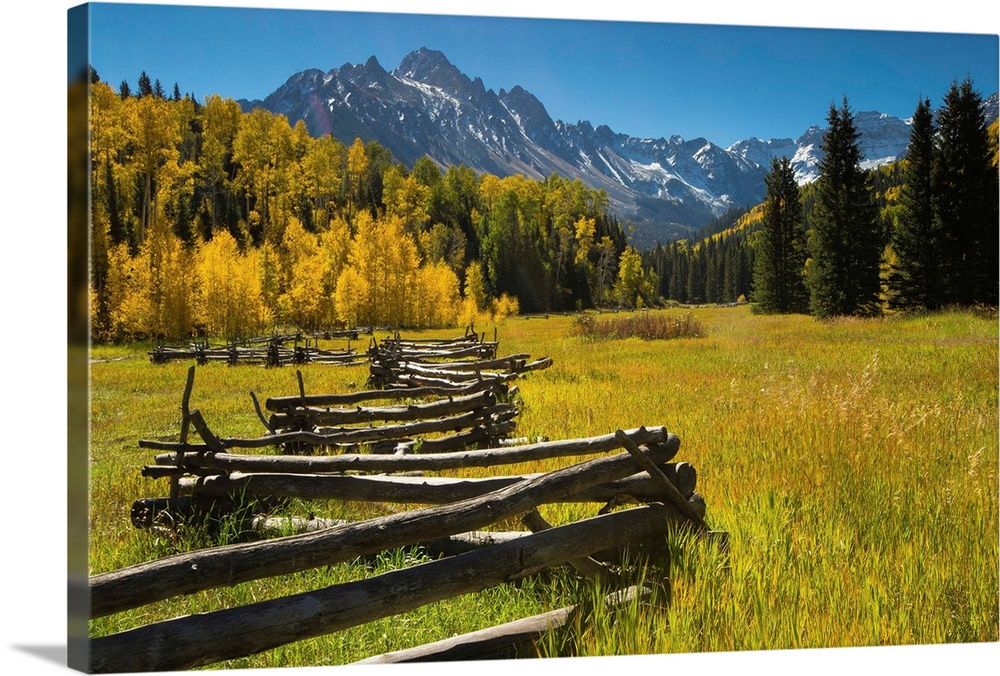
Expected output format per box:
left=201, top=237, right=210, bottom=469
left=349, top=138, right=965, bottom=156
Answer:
left=68, top=2, right=92, bottom=673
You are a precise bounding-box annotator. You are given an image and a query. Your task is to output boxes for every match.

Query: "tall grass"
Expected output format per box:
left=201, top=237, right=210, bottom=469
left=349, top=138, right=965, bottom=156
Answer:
left=85, top=307, right=998, bottom=667
left=570, top=310, right=705, bottom=341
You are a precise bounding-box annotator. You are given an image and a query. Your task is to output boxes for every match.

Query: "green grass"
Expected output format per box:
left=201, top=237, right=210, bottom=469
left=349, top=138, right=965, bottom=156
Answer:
left=85, top=307, right=999, bottom=667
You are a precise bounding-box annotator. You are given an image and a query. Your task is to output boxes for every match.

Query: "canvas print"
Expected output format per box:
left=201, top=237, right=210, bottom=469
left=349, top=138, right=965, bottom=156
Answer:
left=67, top=1, right=999, bottom=673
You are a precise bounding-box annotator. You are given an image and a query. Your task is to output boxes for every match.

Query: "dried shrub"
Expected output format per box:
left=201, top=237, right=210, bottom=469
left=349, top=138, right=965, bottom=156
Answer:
left=570, top=311, right=705, bottom=341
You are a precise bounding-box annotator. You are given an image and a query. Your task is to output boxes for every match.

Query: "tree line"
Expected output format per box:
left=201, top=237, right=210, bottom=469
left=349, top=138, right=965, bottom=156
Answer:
left=89, top=68, right=996, bottom=343
left=651, top=77, right=998, bottom=318
left=89, top=71, right=642, bottom=343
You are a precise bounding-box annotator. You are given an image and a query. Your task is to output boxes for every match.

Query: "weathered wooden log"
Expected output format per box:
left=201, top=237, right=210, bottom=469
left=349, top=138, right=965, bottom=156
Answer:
left=249, top=517, right=531, bottom=559
left=264, top=379, right=505, bottom=411
left=139, top=440, right=211, bottom=452
left=268, top=389, right=497, bottom=429
left=615, top=429, right=708, bottom=530
left=144, top=420, right=518, bottom=460
left=379, top=333, right=480, bottom=347
left=176, top=465, right=695, bottom=505
left=397, top=354, right=531, bottom=372
left=89, top=503, right=683, bottom=672
left=89, top=436, right=678, bottom=619
left=522, top=509, right=613, bottom=581
left=388, top=372, right=501, bottom=390
left=376, top=340, right=498, bottom=356
left=355, top=585, right=644, bottom=664
left=520, top=356, right=554, bottom=372
left=371, top=420, right=519, bottom=454
left=154, top=426, right=677, bottom=474
left=391, top=361, right=519, bottom=382
left=213, top=404, right=518, bottom=450
left=374, top=343, right=499, bottom=361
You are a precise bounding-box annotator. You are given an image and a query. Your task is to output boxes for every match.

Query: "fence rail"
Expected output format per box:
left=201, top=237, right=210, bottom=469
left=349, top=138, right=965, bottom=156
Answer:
left=90, top=330, right=720, bottom=671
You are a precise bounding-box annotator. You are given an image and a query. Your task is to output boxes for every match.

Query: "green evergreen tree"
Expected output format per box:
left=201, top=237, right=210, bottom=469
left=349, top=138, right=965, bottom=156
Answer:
left=752, top=156, right=808, bottom=313
left=888, top=97, right=941, bottom=310
left=136, top=71, right=152, bottom=97
left=805, top=98, right=884, bottom=319
left=118, top=79, right=131, bottom=99
left=933, top=77, right=999, bottom=306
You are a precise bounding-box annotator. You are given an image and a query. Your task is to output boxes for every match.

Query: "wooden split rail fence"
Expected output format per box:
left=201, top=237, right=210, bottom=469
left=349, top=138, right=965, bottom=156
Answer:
left=90, top=334, right=722, bottom=672
left=368, top=329, right=553, bottom=389
left=149, top=332, right=367, bottom=367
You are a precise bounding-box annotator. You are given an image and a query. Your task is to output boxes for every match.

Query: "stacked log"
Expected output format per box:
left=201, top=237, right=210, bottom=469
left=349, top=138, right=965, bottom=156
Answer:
left=368, top=329, right=552, bottom=389
left=256, top=375, right=519, bottom=455
left=97, top=429, right=714, bottom=672
left=101, top=333, right=723, bottom=672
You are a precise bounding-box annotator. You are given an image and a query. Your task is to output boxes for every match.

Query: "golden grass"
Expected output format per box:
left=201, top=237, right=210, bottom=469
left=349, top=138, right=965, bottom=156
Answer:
left=85, top=306, right=998, bottom=665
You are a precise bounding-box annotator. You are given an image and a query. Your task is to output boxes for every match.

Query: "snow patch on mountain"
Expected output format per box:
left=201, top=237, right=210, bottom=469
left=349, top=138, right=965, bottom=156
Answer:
left=239, top=47, right=998, bottom=240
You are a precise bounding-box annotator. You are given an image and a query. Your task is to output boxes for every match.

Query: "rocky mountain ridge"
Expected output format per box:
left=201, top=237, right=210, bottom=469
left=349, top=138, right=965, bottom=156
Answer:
left=240, top=48, right=999, bottom=245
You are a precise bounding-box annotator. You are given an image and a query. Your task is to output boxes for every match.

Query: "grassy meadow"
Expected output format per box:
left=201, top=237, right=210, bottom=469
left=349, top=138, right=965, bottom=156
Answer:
left=86, top=305, right=999, bottom=667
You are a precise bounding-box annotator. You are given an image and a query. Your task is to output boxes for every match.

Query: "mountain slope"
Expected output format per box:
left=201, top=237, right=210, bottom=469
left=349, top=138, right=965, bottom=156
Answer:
left=240, top=48, right=998, bottom=246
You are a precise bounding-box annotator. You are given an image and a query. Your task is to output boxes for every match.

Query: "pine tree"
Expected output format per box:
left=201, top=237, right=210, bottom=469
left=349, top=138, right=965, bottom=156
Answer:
left=805, top=98, right=884, bottom=319
left=888, top=97, right=941, bottom=310
left=118, top=79, right=131, bottom=99
left=752, top=156, right=808, bottom=313
left=933, top=77, right=999, bottom=306
left=136, top=71, right=152, bottom=97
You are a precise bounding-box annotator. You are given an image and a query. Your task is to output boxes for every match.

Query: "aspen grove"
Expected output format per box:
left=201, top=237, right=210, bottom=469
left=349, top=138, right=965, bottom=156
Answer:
left=88, top=78, right=634, bottom=342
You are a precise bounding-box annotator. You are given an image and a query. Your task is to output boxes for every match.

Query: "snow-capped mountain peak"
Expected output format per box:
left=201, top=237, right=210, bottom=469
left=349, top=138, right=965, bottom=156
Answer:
left=240, top=48, right=999, bottom=245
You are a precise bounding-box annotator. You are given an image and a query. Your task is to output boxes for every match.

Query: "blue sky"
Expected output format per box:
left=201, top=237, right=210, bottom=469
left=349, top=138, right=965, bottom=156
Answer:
left=84, top=1, right=998, bottom=148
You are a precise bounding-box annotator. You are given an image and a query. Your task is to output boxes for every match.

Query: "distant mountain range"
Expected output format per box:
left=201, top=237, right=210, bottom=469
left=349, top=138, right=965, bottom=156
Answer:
left=240, top=48, right=999, bottom=247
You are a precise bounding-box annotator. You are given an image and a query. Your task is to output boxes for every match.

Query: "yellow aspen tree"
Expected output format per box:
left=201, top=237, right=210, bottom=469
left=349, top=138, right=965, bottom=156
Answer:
left=104, top=243, right=150, bottom=341
left=346, top=138, right=368, bottom=213
left=90, top=81, right=135, bottom=247
left=574, top=215, right=596, bottom=266
left=458, top=259, right=489, bottom=328
left=126, top=94, right=181, bottom=245
left=200, top=95, right=242, bottom=235
left=300, top=134, right=346, bottom=230
left=277, top=217, right=320, bottom=327
left=339, top=211, right=419, bottom=326
left=232, top=108, right=294, bottom=245
left=411, top=261, right=460, bottom=328
left=383, top=165, right=431, bottom=234
left=334, top=266, right=368, bottom=328
left=317, top=217, right=352, bottom=325
left=197, top=231, right=271, bottom=340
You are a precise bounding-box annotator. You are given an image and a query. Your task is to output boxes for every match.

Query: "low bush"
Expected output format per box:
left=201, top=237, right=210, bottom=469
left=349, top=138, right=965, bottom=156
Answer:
left=570, top=311, right=705, bottom=341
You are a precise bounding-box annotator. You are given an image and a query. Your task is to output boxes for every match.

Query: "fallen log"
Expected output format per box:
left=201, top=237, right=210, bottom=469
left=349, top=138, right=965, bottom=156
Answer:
left=89, top=503, right=683, bottom=672
left=89, top=435, right=678, bottom=618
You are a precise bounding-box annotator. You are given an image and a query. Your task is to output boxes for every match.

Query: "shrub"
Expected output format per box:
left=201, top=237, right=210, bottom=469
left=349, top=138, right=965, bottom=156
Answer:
left=570, top=311, right=705, bottom=341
